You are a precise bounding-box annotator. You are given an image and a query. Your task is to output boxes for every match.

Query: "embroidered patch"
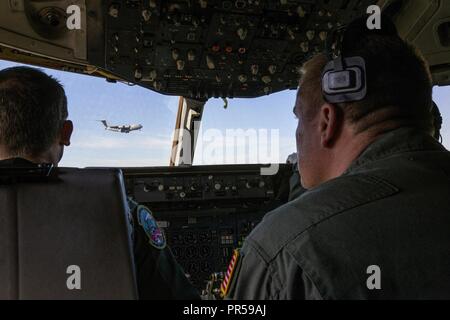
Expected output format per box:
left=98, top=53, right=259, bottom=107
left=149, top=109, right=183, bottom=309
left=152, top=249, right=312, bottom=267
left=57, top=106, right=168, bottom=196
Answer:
left=137, top=206, right=166, bottom=250
left=220, top=249, right=241, bottom=298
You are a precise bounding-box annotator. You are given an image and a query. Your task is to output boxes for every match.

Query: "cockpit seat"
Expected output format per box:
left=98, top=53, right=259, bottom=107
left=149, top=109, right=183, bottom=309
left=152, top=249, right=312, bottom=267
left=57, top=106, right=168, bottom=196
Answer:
left=0, top=167, right=137, bottom=299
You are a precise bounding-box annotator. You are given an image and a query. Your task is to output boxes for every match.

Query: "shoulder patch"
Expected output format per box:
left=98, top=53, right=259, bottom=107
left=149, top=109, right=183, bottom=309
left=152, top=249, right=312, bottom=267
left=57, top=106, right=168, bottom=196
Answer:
left=220, top=249, right=241, bottom=298
left=137, top=205, right=166, bottom=250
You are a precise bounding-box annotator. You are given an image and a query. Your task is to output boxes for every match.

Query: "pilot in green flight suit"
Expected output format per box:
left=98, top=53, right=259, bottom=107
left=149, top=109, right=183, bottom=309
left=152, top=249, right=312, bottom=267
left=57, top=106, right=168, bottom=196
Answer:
left=0, top=66, right=199, bottom=300
left=225, top=18, right=450, bottom=300
left=127, top=198, right=199, bottom=299
left=286, top=100, right=442, bottom=202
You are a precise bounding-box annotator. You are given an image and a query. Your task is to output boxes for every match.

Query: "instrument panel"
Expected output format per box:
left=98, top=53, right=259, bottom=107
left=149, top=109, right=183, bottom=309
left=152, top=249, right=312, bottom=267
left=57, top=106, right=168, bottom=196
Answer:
left=123, top=164, right=292, bottom=292
left=3, top=1, right=450, bottom=93
left=104, top=0, right=376, bottom=98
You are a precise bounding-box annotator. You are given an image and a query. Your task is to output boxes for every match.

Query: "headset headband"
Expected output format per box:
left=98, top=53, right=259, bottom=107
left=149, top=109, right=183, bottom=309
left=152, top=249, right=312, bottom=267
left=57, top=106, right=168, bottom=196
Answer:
left=321, top=15, right=399, bottom=104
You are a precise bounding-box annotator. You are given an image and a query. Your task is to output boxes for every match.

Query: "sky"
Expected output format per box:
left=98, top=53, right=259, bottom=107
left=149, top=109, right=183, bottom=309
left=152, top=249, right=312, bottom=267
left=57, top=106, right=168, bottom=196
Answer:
left=0, top=59, right=449, bottom=168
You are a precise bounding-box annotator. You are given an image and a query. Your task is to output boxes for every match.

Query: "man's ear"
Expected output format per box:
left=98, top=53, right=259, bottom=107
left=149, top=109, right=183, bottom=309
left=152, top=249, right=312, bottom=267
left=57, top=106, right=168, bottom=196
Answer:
left=318, top=103, right=341, bottom=148
left=60, top=120, right=73, bottom=147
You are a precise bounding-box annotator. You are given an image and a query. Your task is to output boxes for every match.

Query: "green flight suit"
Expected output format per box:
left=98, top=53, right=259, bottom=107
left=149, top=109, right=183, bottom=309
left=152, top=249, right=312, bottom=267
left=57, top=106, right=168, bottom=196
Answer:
left=228, top=128, right=450, bottom=299
left=288, top=164, right=306, bottom=201
left=127, top=199, right=200, bottom=300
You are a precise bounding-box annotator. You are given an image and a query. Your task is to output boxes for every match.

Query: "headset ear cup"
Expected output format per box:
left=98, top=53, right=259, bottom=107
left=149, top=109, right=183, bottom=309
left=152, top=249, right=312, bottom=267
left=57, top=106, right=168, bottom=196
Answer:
left=321, top=14, right=400, bottom=105
left=321, top=56, right=367, bottom=104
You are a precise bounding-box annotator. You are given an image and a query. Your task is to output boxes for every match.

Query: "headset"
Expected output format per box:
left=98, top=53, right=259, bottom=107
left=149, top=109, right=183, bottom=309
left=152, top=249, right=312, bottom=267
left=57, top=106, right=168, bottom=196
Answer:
left=321, top=16, right=399, bottom=104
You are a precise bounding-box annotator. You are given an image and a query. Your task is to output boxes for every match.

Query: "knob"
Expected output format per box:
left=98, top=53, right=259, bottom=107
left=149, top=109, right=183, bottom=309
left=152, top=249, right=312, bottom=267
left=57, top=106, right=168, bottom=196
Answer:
left=251, top=64, right=259, bottom=75
left=108, top=4, right=120, bottom=18
left=141, top=9, right=151, bottom=22
left=237, top=27, right=248, bottom=40
left=300, top=41, right=309, bottom=53
left=176, top=60, right=185, bottom=71
left=238, top=74, right=247, bottom=83
left=306, top=30, right=315, bottom=41
left=262, top=75, right=272, bottom=84
left=134, top=68, right=142, bottom=80
left=206, top=55, right=215, bottom=70
left=149, top=70, right=157, bottom=81
left=297, top=5, right=306, bottom=18
left=172, top=48, right=180, bottom=61
left=143, top=185, right=154, bottom=192
left=153, top=81, right=162, bottom=91
left=187, top=50, right=196, bottom=61
left=268, top=65, right=277, bottom=75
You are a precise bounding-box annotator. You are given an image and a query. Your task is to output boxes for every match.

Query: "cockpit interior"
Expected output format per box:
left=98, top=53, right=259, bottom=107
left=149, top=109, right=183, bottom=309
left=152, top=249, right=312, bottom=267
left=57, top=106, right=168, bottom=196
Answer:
left=0, top=0, right=449, bottom=299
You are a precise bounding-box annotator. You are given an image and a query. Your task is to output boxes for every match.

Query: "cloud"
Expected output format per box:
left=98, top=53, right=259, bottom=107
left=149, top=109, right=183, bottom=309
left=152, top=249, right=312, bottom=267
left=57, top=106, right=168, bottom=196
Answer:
left=72, top=134, right=172, bottom=150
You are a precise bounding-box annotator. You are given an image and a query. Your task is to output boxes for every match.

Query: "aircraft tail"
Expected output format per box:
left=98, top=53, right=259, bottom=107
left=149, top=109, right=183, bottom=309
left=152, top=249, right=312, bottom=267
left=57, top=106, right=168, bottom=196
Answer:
left=99, top=120, right=108, bottom=128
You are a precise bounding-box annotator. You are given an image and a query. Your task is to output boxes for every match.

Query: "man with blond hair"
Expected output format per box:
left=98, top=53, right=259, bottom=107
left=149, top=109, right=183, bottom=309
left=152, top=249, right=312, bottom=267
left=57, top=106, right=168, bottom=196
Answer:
left=227, top=17, right=450, bottom=300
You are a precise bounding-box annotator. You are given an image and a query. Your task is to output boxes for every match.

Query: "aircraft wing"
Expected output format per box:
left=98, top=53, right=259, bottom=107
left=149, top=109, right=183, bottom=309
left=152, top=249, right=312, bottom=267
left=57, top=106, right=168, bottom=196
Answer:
left=107, top=127, right=122, bottom=132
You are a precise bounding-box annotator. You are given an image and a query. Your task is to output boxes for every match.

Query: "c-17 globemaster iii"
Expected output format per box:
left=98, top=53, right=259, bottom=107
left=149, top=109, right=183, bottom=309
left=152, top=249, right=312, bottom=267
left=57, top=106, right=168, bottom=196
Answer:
left=98, top=120, right=143, bottom=134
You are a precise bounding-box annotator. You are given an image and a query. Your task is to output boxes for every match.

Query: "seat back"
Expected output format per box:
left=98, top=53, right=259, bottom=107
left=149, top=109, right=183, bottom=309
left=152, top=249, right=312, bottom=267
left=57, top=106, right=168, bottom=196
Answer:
left=0, top=168, right=137, bottom=299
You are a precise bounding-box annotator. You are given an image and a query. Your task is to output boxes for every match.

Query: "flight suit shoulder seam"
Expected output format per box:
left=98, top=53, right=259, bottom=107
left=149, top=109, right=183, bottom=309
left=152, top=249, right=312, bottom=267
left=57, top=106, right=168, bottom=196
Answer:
left=250, top=173, right=400, bottom=263
left=285, top=245, right=328, bottom=300
left=245, top=237, right=272, bottom=264
left=240, top=240, right=283, bottom=299
left=293, top=174, right=398, bottom=236
left=267, top=261, right=283, bottom=299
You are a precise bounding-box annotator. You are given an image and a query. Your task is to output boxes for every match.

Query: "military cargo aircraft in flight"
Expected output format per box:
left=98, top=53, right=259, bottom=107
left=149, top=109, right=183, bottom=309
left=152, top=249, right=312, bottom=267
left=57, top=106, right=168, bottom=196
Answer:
left=98, top=120, right=143, bottom=133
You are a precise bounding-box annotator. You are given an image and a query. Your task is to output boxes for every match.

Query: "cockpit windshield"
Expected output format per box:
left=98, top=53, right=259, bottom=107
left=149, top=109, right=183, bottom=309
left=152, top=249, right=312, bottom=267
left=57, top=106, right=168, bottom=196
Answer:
left=0, top=60, right=299, bottom=167
left=0, top=59, right=448, bottom=168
